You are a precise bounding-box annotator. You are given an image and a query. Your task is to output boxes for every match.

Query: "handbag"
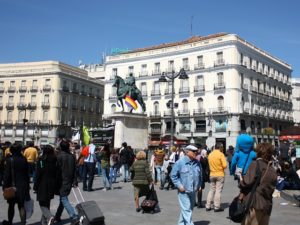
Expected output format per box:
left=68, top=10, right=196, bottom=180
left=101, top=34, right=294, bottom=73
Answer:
left=229, top=161, right=261, bottom=223
left=3, top=158, right=17, bottom=200
left=24, top=198, right=34, bottom=219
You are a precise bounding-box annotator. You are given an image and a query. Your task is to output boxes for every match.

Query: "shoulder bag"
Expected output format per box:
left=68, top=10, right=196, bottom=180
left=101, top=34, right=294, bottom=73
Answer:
left=3, top=158, right=17, bottom=200
left=229, top=161, right=261, bottom=223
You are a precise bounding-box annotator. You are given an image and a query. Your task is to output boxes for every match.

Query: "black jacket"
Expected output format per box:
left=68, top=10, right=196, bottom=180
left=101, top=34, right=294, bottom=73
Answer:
left=34, top=155, right=59, bottom=201
left=3, top=154, right=30, bottom=203
left=57, top=151, right=77, bottom=196
left=119, top=147, right=130, bottom=165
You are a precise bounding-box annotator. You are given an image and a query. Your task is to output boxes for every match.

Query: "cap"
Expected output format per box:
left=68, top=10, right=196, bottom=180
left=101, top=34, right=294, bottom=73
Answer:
left=185, top=145, right=198, bottom=152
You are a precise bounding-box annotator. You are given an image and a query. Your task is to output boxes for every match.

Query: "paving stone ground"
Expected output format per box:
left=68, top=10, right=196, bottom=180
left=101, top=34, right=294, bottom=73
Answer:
left=1, top=171, right=299, bottom=225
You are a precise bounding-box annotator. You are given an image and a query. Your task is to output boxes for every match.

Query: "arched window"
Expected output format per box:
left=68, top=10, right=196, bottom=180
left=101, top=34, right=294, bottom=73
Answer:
left=240, top=119, right=246, bottom=132
left=7, top=111, right=12, bottom=121
left=217, top=96, right=224, bottom=110
left=29, top=111, right=35, bottom=121
left=43, top=111, right=48, bottom=122
left=111, top=104, right=116, bottom=113
left=153, top=101, right=159, bottom=115
left=197, top=98, right=203, bottom=110
left=18, top=110, right=25, bottom=121
left=182, top=99, right=188, bottom=112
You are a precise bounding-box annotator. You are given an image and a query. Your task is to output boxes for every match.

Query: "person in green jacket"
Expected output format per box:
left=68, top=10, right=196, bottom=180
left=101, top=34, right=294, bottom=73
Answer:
left=99, top=143, right=111, bottom=191
left=130, top=151, right=153, bottom=212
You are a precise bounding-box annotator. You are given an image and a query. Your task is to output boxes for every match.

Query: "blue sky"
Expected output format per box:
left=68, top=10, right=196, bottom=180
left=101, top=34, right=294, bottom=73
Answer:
left=1, top=0, right=300, bottom=76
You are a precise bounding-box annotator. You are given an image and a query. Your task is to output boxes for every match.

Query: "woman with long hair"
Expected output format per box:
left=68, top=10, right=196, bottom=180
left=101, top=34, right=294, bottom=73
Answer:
left=2, top=143, right=30, bottom=225
left=240, top=143, right=277, bottom=225
left=100, top=143, right=112, bottom=190
left=34, top=145, right=58, bottom=225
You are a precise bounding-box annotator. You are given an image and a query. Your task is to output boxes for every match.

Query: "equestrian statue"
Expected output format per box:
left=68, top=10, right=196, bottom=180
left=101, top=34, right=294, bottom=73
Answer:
left=112, top=73, right=146, bottom=113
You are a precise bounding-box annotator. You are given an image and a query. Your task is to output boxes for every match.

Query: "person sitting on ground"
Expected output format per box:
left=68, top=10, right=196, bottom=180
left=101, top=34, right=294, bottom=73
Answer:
left=130, top=151, right=153, bottom=212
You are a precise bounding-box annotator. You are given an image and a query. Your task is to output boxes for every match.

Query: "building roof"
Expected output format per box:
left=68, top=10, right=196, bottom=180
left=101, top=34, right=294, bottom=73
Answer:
left=124, top=33, right=228, bottom=54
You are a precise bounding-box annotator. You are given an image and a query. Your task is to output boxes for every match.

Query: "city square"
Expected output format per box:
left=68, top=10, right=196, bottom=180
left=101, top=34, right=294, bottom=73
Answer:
left=1, top=1, right=300, bottom=225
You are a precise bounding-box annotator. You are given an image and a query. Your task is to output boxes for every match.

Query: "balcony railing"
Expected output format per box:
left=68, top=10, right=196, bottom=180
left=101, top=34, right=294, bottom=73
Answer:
left=211, top=107, right=229, bottom=114
left=179, top=87, right=190, bottom=94
left=19, top=86, right=27, bottom=92
left=4, top=120, right=13, bottom=125
left=214, top=59, right=225, bottom=67
left=149, top=128, right=161, bottom=134
left=250, top=86, right=258, bottom=93
left=0, top=87, right=4, bottom=92
left=178, top=110, right=190, bottom=116
left=72, top=88, right=79, bottom=94
left=41, top=102, right=50, bottom=108
left=16, top=120, right=24, bottom=125
left=193, top=109, right=206, bottom=115
left=182, top=65, right=190, bottom=71
left=62, top=86, right=70, bottom=92
left=149, top=111, right=161, bottom=117
left=152, top=70, right=161, bottom=76
left=39, top=120, right=51, bottom=125
left=151, top=90, right=161, bottom=96
left=80, top=90, right=87, bottom=96
left=242, top=84, right=248, bottom=90
left=80, top=106, right=86, bottom=111
left=27, top=120, right=37, bottom=125
left=43, top=85, right=51, bottom=91
left=17, top=103, right=27, bottom=110
left=28, top=102, right=37, bottom=109
left=194, top=85, right=205, bottom=92
left=194, top=63, right=205, bottom=70
left=214, top=83, right=226, bottom=90
left=180, top=128, right=191, bottom=133
left=195, top=127, right=206, bottom=133
left=0, top=103, right=3, bottom=110
left=164, top=110, right=172, bottom=116
left=72, top=105, right=78, bottom=110
left=30, top=86, right=38, bottom=92
left=164, top=89, right=175, bottom=95
left=139, top=71, right=148, bottom=77
left=243, top=107, right=250, bottom=114
left=141, top=91, right=148, bottom=97
left=7, top=86, right=16, bottom=92
left=6, top=103, right=14, bottom=109
left=89, top=92, right=94, bottom=98
left=89, top=108, right=94, bottom=113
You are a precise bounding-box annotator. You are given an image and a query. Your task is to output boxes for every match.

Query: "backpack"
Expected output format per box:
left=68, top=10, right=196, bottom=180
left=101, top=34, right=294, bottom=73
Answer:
left=81, top=146, right=90, bottom=158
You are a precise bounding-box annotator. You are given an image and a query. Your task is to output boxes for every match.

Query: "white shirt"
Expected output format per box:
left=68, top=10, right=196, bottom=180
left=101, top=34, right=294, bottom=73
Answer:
left=84, top=143, right=96, bottom=163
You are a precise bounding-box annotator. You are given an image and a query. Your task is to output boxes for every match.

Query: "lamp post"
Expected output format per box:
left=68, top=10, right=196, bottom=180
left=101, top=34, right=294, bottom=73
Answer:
left=157, top=68, right=188, bottom=149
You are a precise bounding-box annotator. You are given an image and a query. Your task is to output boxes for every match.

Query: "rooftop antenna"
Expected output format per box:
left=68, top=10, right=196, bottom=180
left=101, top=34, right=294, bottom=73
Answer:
left=190, top=15, right=194, bottom=37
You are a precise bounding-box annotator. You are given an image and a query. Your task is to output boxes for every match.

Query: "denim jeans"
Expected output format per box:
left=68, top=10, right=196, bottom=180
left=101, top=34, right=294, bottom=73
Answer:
left=121, top=164, right=129, bottom=182
left=55, top=196, right=77, bottom=220
left=178, top=191, right=196, bottom=225
left=102, top=167, right=112, bottom=189
left=110, top=165, right=118, bottom=183
left=97, top=161, right=102, bottom=176
left=28, top=162, right=36, bottom=183
left=155, top=166, right=163, bottom=183
left=83, top=162, right=96, bottom=191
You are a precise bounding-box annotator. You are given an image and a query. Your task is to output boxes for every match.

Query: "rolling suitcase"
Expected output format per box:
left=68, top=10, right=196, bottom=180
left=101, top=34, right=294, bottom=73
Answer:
left=72, top=188, right=105, bottom=225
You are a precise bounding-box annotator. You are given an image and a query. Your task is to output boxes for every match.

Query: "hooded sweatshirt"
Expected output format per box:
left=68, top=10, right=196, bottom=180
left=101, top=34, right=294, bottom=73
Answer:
left=230, top=134, right=257, bottom=175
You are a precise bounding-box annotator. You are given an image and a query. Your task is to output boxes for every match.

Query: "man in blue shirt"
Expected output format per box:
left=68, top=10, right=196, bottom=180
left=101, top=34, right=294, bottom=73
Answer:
left=171, top=145, right=202, bottom=225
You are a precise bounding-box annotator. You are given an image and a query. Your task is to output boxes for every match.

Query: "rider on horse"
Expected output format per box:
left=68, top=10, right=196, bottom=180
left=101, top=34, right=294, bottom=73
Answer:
left=125, top=73, right=137, bottom=97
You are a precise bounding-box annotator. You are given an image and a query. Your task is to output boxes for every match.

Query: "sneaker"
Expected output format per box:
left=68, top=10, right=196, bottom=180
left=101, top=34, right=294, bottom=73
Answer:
left=71, top=218, right=80, bottom=225
left=205, top=207, right=212, bottom=211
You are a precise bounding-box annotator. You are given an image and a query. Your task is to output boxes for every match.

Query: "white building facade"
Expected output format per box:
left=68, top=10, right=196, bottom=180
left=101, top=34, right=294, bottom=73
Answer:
left=102, top=33, right=293, bottom=149
left=292, top=78, right=300, bottom=124
left=0, top=61, right=104, bottom=145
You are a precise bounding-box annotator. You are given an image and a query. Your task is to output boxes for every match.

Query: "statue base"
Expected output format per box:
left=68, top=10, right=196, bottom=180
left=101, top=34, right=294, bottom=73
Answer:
left=108, top=112, right=149, bottom=150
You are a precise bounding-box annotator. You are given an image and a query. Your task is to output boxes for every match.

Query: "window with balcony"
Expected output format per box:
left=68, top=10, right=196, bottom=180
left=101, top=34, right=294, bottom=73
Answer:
left=21, top=80, right=26, bottom=86
left=218, top=96, right=224, bottom=110
left=217, top=73, right=224, bottom=85
left=128, top=66, right=134, bottom=75
left=196, top=55, right=204, bottom=69
left=154, top=62, right=160, bottom=74
left=168, top=60, right=174, bottom=72
left=141, top=64, right=147, bottom=76
left=20, top=95, right=25, bottom=104
left=179, top=79, right=189, bottom=93
left=44, top=94, right=49, bottom=103
left=166, top=121, right=176, bottom=133
left=198, top=98, right=203, bottom=110
left=140, top=82, right=147, bottom=96
left=152, top=81, right=160, bottom=96
left=10, top=81, right=15, bottom=87
left=18, top=110, right=25, bottom=121
left=153, top=101, right=160, bottom=116
left=182, top=58, right=189, bottom=70
left=0, top=81, right=4, bottom=92
left=29, top=111, right=35, bottom=121
left=7, top=111, right=13, bottom=121
left=215, top=52, right=224, bottom=66
left=195, top=75, right=204, bottom=92
left=8, top=95, right=13, bottom=103
left=43, top=111, right=48, bottom=122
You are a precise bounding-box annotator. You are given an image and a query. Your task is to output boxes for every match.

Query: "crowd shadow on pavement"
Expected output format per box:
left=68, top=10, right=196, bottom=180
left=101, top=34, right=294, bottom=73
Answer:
left=194, top=220, right=210, bottom=225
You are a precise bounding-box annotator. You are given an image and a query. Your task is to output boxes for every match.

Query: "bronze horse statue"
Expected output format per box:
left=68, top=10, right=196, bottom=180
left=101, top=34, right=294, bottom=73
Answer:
left=112, top=75, right=146, bottom=113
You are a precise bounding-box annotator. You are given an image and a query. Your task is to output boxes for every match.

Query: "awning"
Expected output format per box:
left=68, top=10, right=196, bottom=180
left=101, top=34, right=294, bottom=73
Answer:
left=279, top=135, right=300, bottom=141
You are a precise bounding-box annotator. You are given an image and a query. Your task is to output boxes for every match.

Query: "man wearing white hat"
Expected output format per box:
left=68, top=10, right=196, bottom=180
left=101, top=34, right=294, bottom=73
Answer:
left=171, top=145, right=203, bottom=225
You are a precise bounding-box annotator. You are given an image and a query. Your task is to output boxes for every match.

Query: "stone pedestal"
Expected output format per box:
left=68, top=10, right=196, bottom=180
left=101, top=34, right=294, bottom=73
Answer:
left=108, top=112, right=148, bottom=150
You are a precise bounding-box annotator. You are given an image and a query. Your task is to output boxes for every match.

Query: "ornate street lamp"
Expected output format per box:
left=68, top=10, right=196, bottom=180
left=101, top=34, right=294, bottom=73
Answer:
left=157, top=68, right=188, bottom=149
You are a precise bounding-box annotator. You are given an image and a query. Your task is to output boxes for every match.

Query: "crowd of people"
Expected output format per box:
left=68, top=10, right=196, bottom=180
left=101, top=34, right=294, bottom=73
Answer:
left=0, top=133, right=300, bottom=225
